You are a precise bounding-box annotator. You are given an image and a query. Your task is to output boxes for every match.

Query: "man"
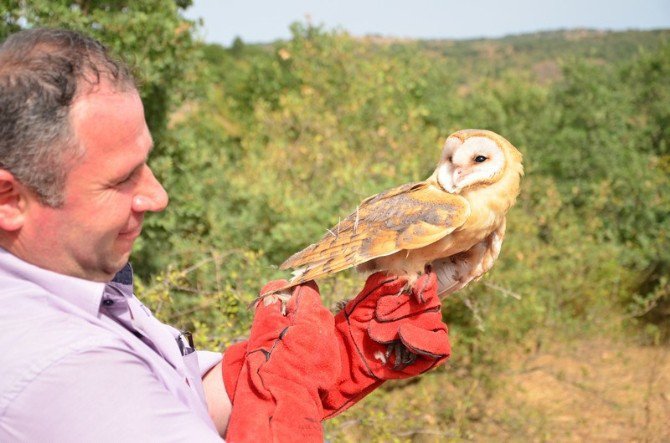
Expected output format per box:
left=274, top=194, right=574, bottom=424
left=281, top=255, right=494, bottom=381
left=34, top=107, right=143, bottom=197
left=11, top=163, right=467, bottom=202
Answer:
left=0, top=28, right=450, bottom=441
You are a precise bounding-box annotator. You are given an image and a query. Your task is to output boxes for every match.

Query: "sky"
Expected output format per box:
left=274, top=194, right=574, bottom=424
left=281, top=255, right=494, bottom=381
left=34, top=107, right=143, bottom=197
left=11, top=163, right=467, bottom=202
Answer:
left=182, top=0, right=670, bottom=47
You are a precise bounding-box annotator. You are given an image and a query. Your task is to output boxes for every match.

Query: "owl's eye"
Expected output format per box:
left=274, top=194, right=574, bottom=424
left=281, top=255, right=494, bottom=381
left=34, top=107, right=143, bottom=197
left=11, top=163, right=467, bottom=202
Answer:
left=474, top=155, right=487, bottom=163
left=447, top=156, right=453, bottom=163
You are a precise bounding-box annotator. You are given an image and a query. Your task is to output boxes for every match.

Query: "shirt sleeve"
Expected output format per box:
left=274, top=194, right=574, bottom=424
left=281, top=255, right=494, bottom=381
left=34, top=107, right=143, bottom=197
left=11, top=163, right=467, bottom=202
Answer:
left=197, top=350, right=224, bottom=378
left=0, top=345, right=224, bottom=442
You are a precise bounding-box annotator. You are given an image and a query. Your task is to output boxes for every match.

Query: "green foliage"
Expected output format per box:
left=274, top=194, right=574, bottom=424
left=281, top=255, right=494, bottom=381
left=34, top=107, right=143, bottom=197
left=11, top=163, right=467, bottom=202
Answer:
left=0, top=0, right=199, bottom=138
left=0, top=0, right=204, bottom=275
left=177, top=26, right=669, bottom=437
left=3, top=6, right=669, bottom=437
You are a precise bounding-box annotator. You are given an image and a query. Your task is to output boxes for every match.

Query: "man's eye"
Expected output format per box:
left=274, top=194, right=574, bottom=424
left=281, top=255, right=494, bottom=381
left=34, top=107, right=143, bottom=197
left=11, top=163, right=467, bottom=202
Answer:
left=115, top=171, right=138, bottom=186
left=116, top=175, right=133, bottom=185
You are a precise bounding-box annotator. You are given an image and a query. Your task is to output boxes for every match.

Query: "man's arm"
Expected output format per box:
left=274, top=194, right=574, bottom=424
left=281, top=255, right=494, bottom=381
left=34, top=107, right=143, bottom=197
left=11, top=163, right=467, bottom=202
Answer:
left=1, top=344, right=223, bottom=442
left=202, top=360, right=231, bottom=436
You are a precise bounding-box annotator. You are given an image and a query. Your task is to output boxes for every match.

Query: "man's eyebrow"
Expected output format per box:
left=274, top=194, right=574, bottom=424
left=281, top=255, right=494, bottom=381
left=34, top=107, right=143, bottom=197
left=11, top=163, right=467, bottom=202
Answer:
left=114, top=141, right=153, bottom=183
left=141, top=142, right=154, bottom=167
left=114, top=164, right=138, bottom=183
left=131, top=161, right=145, bottom=175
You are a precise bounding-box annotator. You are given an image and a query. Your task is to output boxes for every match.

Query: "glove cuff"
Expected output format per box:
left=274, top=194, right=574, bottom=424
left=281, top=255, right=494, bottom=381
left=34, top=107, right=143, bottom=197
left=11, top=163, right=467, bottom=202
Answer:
left=222, top=341, right=248, bottom=403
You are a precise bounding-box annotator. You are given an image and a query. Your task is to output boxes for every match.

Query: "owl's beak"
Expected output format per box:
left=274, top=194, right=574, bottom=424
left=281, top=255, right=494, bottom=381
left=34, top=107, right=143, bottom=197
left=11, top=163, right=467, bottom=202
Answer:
left=452, top=168, right=462, bottom=186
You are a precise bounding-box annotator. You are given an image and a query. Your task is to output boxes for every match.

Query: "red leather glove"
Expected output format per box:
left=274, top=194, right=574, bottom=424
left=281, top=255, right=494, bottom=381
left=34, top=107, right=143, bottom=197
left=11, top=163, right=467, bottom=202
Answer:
left=222, top=281, right=340, bottom=442
left=223, top=271, right=450, bottom=433
left=321, top=270, right=451, bottom=418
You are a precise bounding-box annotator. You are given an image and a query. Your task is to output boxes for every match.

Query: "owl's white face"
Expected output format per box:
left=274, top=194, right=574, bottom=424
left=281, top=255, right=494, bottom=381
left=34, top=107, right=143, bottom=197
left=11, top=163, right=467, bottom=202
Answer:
left=435, top=135, right=506, bottom=193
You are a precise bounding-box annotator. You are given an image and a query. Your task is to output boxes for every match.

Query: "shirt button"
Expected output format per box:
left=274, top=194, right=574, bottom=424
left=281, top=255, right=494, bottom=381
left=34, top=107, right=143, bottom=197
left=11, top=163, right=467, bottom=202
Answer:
left=102, top=299, right=115, bottom=306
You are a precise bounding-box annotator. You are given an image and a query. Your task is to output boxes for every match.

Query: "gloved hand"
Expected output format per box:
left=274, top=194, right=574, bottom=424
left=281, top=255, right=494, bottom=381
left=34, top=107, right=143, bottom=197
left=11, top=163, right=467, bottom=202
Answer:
left=223, top=270, right=451, bottom=432
left=321, top=270, right=450, bottom=418
left=222, top=281, right=340, bottom=442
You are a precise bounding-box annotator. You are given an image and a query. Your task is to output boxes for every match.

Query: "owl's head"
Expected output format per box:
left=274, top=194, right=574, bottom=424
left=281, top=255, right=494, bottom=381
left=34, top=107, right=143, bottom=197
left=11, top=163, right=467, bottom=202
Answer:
left=434, top=129, right=522, bottom=194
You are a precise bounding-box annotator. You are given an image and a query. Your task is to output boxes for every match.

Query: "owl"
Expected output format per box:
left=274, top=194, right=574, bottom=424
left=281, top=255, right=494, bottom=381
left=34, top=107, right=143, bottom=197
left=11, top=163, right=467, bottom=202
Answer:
left=275, top=129, right=523, bottom=297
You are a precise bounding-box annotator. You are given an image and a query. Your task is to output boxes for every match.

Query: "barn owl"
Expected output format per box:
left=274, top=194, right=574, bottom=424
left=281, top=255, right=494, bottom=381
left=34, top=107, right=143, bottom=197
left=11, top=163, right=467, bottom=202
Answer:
left=275, top=129, right=523, bottom=298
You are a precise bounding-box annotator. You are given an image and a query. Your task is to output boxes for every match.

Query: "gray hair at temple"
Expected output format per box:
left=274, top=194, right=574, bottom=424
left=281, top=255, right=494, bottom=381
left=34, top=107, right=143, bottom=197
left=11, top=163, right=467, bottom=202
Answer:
left=0, top=28, right=136, bottom=207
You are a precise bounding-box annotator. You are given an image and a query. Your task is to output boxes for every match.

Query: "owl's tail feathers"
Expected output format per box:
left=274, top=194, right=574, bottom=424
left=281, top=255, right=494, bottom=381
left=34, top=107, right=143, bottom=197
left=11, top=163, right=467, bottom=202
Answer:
left=432, top=257, right=471, bottom=298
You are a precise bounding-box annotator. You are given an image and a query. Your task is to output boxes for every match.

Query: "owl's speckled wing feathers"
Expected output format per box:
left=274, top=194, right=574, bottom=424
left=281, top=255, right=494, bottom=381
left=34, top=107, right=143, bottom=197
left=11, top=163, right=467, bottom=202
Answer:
left=280, top=181, right=470, bottom=285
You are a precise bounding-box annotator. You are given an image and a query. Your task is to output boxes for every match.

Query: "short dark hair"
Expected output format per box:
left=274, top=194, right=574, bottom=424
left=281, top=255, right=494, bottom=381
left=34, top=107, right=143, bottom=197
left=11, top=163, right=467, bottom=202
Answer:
left=0, top=28, right=136, bottom=206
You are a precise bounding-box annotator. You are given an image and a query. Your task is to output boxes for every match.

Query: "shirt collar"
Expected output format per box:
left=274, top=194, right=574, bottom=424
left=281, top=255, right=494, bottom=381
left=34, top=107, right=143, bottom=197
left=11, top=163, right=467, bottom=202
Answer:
left=0, top=247, right=108, bottom=317
left=105, top=262, right=135, bottom=299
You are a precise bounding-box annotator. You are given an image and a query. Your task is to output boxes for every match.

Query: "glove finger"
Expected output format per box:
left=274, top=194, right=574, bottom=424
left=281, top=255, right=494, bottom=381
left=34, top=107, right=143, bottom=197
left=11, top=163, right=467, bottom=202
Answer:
left=264, top=327, right=341, bottom=389
left=367, top=319, right=399, bottom=344
left=372, top=342, right=443, bottom=380
left=260, top=281, right=340, bottom=388
left=286, top=281, right=321, bottom=318
left=365, top=272, right=403, bottom=290
left=375, top=292, right=441, bottom=322
left=395, top=354, right=441, bottom=376
left=344, top=273, right=406, bottom=314
left=411, top=271, right=438, bottom=304
left=250, top=298, right=292, bottom=342
left=368, top=308, right=443, bottom=343
left=398, top=323, right=450, bottom=359
left=287, top=281, right=338, bottom=332
left=260, top=279, right=291, bottom=296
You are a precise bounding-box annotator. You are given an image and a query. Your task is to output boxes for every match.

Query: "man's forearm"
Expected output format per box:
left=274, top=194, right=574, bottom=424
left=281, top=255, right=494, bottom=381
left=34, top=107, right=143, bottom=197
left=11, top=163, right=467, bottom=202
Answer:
left=202, top=360, right=232, bottom=437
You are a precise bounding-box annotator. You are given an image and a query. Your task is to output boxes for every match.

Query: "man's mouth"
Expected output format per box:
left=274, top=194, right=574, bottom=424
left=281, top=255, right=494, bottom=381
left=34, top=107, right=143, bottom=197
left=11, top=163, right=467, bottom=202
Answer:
left=118, top=225, right=142, bottom=239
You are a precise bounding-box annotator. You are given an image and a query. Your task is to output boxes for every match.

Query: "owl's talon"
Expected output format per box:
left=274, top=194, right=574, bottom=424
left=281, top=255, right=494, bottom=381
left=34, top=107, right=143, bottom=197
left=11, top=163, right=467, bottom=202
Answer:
left=258, top=291, right=292, bottom=316
left=386, top=342, right=417, bottom=371
left=335, top=298, right=351, bottom=312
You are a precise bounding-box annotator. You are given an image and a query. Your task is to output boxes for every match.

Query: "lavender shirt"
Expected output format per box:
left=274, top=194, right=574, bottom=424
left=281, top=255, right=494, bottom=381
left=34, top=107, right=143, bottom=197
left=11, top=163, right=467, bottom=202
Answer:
left=0, top=248, right=224, bottom=441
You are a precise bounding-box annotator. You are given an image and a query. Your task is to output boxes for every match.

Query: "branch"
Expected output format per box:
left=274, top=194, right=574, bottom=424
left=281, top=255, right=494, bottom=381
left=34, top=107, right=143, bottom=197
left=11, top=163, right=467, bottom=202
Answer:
left=484, top=281, right=522, bottom=300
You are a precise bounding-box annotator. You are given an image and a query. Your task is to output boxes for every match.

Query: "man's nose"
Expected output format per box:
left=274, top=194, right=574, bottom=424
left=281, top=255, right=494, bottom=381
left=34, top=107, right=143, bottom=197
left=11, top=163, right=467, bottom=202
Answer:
left=132, top=166, right=169, bottom=213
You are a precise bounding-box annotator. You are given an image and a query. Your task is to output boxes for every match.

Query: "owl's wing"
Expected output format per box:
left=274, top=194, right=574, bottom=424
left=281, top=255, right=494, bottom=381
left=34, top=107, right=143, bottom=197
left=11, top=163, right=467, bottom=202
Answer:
left=433, top=218, right=506, bottom=297
left=281, top=181, right=470, bottom=285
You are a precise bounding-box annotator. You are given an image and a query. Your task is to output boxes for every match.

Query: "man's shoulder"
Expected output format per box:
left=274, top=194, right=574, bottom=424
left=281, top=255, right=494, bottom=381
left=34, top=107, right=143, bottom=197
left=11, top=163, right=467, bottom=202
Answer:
left=0, top=285, right=129, bottom=416
left=0, top=280, right=111, bottom=345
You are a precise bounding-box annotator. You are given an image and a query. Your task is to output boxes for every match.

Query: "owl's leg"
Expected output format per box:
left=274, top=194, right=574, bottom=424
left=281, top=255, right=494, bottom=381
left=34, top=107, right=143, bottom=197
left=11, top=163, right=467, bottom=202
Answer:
left=398, top=269, right=423, bottom=296
left=398, top=265, right=433, bottom=302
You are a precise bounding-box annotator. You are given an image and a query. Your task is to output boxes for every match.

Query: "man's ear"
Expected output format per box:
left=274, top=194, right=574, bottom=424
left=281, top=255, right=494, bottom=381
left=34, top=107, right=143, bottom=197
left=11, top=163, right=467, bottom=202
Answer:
left=0, top=169, right=27, bottom=231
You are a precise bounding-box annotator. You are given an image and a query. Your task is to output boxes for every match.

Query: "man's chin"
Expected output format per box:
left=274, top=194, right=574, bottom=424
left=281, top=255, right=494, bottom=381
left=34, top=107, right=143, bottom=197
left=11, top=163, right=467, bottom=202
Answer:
left=98, top=250, right=133, bottom=281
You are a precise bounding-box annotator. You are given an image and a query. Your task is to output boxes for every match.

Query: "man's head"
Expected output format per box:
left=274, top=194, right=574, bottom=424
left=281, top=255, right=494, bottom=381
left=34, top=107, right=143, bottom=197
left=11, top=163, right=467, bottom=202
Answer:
left=0, top=28, right=136, bottom=206
left=0, top=28, right=168, bottom=281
